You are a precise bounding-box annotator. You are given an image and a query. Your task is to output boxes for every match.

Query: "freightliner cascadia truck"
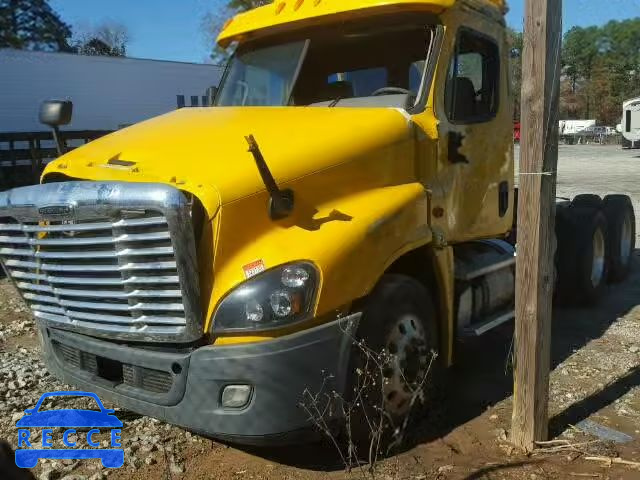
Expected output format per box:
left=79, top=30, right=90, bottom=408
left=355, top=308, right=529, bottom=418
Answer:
left=0, top=0, right=635, bottom=446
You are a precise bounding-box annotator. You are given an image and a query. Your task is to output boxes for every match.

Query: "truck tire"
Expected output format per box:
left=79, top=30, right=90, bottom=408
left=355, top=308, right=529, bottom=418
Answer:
left=556, top=207, right=608, bottom=304
left=572, top=194, right=602, bottom=209
left=554, top=202, right=573, bottom=301
left=345, top=274, right=442, bottom=453
left=603, top=195, right=636, bottom=282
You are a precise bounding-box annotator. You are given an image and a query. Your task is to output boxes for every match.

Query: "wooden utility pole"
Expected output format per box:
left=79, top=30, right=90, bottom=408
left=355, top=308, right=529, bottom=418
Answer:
left=511, top=0, right=563, bottom=451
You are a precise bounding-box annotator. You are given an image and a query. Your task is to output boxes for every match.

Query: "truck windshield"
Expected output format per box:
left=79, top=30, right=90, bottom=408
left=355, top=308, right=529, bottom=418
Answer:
left=216, top=24, right=436, bottom=109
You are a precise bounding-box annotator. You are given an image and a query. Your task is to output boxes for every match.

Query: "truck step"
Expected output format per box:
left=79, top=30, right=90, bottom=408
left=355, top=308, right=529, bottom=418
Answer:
left=455, top=256, right=515, bottom=281
left=461, top=309, right=515, bottom=337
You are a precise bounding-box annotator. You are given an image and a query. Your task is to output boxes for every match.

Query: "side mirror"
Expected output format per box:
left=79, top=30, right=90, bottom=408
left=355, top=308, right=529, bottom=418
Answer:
left=39, top=100, right=73, bottom=156
left=205, top=86, right=218, bottom=106
left=39, top=100, right=73, bottom=127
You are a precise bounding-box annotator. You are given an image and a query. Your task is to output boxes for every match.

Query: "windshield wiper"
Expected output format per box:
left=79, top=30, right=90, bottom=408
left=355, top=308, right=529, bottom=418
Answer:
left=328, top=97, right=342, bottom=107
left=245, top=134, right=294, bottom=220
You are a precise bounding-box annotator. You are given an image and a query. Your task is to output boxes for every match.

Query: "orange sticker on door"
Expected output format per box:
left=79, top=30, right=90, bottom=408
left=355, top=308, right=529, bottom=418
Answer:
left=243, top=259, right=266, bottom=279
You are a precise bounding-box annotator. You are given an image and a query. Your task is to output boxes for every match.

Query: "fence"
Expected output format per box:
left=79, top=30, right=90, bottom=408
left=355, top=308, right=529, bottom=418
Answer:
left=0, top=130, right=112, bottom=189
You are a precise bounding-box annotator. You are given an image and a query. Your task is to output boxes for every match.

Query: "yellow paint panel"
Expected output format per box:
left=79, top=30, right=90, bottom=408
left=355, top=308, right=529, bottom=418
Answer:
left=43, top=107, right=414, bottom=218
left=209, top=182, right=431, bottom=342
left=218, top=0, right=506, bottom=47
left=218, top=0, right=455, bottom=46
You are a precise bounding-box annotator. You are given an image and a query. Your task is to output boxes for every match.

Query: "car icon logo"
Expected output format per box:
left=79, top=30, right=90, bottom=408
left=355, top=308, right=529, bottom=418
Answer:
left=15, top=391, right=124, bottom=469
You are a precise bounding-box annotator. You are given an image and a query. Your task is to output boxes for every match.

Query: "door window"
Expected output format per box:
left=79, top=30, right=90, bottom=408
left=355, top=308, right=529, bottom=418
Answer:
left=445, top=29, right=500, bottom=123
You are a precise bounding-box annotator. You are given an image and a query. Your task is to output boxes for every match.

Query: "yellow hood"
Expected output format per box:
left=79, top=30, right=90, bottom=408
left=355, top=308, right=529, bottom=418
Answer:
left=43, top=107, right=413, bottom=217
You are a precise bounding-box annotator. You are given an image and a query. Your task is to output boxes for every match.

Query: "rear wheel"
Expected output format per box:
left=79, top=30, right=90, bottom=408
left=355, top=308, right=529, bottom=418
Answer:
left=345, top=274, right=442, bottom=453
left=603, top=195, right=636, bottom=282
left=556, top=207, right=608, bottom=304
left=572, top=194, right=603, bottom=209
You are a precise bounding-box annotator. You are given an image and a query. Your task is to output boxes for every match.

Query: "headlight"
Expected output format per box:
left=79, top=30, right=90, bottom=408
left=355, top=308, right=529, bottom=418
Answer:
left=212, top=262, right=319, bottom=333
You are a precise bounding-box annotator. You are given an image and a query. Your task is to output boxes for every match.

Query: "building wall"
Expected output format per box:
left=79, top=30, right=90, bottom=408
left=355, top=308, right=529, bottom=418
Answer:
left=0, top=49, right=223, bottom=133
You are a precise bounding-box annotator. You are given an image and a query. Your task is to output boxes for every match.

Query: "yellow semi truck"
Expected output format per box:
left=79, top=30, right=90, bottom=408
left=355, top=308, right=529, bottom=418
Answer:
left=0, top=0, right=635, bottom=445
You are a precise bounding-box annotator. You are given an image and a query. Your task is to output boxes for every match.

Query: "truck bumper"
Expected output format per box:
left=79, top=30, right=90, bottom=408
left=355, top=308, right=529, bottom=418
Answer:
left=39, top=315, right=360, bottom=445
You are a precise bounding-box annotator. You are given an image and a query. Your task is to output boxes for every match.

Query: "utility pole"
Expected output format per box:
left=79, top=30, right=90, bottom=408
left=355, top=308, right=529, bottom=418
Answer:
left=511, top=0, right=563, bottom=451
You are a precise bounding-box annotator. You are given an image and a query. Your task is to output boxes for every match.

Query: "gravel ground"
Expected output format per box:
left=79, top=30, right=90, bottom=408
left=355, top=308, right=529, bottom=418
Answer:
left=0, top=143, right=638, bottom=480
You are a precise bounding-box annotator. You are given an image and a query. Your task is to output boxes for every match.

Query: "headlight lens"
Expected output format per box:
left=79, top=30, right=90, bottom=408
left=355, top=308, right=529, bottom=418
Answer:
left=212, top=262, right=318, bottom=333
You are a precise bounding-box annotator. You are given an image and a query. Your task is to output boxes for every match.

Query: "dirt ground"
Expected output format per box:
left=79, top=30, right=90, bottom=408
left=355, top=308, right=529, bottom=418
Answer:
left=0, top=144, right=639, bottom=480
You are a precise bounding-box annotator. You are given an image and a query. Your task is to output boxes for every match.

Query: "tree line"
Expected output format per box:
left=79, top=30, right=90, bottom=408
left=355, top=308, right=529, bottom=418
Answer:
left=511, top=19, right=640, bottom=125
left=0, top=0, right=128, bottom=56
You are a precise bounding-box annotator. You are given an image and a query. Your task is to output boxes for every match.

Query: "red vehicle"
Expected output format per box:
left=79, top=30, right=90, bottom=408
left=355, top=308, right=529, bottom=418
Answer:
left=513, top=121, right=521, bottom=142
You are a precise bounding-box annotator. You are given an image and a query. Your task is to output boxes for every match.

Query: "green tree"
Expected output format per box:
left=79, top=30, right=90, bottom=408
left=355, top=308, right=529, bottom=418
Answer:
left=600, top=18, right=640, bottom=103
left=0, top=0, right=72, bottom=51
left=75, top=21, right=129, bottom=57
left=227, top=0, right=271, bottom=10
left=562, top=26, right=601, bottom=117
left=560, top=19, right=640, bottom=123
left=77, top=37, right=124, bottom=57
left=507, top=28, right=523, bottom=121
left=204, top=0, right=272, bottom=63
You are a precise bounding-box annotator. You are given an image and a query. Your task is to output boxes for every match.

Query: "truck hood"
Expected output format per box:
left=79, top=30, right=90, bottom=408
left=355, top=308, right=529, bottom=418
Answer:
left=44, top=106, right=414, bottom=217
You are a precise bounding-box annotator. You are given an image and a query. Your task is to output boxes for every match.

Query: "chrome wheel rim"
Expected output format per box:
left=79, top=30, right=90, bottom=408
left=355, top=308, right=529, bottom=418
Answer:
left=382, top=314, right=430, bottom=417
left=591, top=227, right=606, bottom=287
left=620, top=214, right=633, bottom=266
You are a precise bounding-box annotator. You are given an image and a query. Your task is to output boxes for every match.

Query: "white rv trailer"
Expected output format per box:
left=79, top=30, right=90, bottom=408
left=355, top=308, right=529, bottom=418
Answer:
left=620, top=96, right=640, bottom=147
left=559, top=119, right=597, bottom=135
left=0, top=48, right=223, bottom=133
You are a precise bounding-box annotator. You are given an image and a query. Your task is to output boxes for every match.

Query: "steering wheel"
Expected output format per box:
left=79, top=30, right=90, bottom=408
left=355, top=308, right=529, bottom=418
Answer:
left=371, top=87, right=412, bottom=96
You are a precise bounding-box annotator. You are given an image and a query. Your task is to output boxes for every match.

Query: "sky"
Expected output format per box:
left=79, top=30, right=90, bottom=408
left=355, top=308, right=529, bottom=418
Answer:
left=50, top=0, right=640, bottom=64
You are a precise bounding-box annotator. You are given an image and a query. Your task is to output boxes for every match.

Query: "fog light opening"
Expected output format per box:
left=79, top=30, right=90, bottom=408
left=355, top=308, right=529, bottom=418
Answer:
left=221, top=384, right=252, bottom=408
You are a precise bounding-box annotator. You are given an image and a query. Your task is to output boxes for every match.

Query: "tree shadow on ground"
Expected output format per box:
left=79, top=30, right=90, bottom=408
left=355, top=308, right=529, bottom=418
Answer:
left=233, top=252, right=640, bottom=471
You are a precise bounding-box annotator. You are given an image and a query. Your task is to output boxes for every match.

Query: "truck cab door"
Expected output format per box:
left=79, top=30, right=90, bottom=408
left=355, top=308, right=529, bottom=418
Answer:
left=424, top=19, right=514, bottom=244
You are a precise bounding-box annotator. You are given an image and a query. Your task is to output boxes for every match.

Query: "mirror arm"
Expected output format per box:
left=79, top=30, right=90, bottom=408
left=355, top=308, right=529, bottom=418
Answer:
left=51, top=126, right=66, bottom=156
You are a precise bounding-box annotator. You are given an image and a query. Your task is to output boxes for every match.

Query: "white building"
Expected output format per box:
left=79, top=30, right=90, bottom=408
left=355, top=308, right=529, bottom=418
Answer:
left=0, top=49, right=223, bottom=133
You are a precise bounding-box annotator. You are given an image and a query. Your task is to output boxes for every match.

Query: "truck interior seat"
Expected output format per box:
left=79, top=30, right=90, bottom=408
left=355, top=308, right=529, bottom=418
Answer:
left=454, top=77, right=477, bottom=119
left=321, top=80, right=355, bottom=102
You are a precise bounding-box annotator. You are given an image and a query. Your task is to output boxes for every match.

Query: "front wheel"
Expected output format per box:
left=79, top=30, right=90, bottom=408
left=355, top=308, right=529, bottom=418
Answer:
left=344, top=274, right=443, bottom=453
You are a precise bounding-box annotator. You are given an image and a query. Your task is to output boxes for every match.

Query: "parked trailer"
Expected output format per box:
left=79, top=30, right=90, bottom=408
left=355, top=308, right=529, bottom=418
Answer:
left=0, top=130, right=111, bottom=189
left=0, top=49, right=223, bottom=187
left=0, top=49, right=223, bottom=132
left=619, top=96, right=640, bottom=148
left=559, top=119, right=597, bottom=144
left=559, top=119, right=596, bottom=135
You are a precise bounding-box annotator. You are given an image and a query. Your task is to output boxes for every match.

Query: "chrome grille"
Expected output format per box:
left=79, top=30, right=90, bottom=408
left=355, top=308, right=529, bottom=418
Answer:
left=0, top=181, right=202, bottom=342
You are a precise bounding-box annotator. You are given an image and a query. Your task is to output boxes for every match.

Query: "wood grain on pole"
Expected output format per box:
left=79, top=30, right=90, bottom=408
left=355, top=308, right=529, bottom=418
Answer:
left=511, top=0, right=563, bottom=451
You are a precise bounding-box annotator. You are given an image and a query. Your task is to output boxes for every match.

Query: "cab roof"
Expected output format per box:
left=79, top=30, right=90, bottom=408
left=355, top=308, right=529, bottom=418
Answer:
left=217, top=0, right=507, bottom=47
